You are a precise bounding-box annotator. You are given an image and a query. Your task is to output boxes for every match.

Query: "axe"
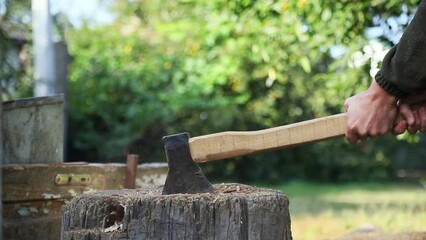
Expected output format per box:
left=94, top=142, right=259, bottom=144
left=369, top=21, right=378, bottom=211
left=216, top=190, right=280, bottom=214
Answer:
left=162, top=113, right=347, bottom=195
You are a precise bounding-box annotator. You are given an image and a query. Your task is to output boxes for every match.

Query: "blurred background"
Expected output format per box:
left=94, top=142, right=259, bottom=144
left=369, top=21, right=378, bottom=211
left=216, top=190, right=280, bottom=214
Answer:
left=1, top=0, right=425, bottom=238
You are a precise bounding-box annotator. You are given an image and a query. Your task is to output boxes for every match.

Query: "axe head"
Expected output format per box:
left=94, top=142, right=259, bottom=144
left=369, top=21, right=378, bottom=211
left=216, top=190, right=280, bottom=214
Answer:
left=162, top=132, right=214, bottom=195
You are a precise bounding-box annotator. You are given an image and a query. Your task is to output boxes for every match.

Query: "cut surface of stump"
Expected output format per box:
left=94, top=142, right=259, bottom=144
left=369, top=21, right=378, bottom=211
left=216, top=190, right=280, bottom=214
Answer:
left=61, top=183, right=292, bottom=240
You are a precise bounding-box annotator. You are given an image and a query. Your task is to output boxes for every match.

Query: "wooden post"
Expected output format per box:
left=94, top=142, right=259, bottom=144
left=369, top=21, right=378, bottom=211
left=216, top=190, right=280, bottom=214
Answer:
left=61, top=183, right=292, bottom=240
left=124, top=154, right=139, bottom=189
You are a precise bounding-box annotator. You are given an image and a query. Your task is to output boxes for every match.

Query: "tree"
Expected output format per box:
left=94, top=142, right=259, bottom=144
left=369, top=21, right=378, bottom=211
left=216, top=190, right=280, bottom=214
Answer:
left=66, top=0, right=424, bottom=182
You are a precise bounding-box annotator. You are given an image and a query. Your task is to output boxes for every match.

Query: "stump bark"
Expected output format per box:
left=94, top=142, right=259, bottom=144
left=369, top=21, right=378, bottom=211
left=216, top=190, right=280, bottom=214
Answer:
left=61, top=183, right=292, bottom=240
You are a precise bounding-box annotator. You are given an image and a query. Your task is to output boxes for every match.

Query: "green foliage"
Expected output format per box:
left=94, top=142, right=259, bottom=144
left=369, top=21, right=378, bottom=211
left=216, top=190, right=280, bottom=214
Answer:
left=67, top=25, right=174, bottom=160
left=0, top=0, right=33, bottom=100
left=67, top=0, right=424, bottom=181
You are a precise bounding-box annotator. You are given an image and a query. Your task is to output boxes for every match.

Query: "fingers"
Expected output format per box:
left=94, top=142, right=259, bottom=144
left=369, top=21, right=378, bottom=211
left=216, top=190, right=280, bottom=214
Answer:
left=405, top=107, right=426, bottom=134
left=398, top=94, right=426, bottom=134
left=344, top=98, right=351, bottom=112
left=398, top=103, right=415, bottom=125
left=407, top=110, right=421, bottom=134
left=345, top=123, right=371, bottom=144
left=345, top=92, right=426, bottom=141
left=345, top=122, right=366, bottom=144
left=392, top=120, right=407, bottom=135
left=419, top=106, right=426, bottom=132
left=345, top=130, right=359, bottom=144
left=343, top=82, right=399, bottom=144
left=344, top=98, right=359, bottom=144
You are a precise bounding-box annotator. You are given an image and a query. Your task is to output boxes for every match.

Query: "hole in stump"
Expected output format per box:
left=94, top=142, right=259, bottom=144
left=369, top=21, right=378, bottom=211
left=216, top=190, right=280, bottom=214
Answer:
left=103, top=205, right=125, bottom=228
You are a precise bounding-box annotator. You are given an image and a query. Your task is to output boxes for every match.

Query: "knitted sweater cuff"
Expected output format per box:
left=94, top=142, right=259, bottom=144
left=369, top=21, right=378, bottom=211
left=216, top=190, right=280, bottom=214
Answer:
left=375, top=70, right=408, bottom=99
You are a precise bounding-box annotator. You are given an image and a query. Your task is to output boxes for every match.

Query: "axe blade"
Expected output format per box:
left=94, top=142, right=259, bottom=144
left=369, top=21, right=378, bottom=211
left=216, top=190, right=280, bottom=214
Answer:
left=162, top=132, right=214, bottom=195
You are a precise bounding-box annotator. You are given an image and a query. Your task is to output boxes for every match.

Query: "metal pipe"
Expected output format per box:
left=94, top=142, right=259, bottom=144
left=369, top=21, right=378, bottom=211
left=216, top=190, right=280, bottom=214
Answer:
left=32, top=0, right=55, bottom=97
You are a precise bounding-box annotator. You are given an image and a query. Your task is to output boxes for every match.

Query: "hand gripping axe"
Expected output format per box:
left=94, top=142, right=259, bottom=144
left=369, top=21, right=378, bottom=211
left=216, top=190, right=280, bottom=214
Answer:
left=162, top=113, right=348, bottom=195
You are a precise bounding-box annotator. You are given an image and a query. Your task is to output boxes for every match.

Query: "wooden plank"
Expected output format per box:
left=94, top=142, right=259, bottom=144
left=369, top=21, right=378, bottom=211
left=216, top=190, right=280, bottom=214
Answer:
left=2, top=162, right=168, bottom=240
left=2, top=162, right=168, bottom=202
left=3, top=200, right=64, bottom=240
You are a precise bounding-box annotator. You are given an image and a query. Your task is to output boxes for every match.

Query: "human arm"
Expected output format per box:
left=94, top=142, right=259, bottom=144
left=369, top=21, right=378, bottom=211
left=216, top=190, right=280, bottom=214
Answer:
left=375, top=0, right=426, bottom=98
left=344, top=1, right=426, bottom=143
left=344, top=81, right=399, bottom=144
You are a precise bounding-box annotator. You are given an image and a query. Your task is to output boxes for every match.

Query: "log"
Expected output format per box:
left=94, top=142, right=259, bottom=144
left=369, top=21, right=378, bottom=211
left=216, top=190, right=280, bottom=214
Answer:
left=61, top=183, right=292, bottom=240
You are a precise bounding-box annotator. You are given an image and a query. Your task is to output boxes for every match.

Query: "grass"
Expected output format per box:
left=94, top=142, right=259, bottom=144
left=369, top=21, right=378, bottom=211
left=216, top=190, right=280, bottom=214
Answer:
left=266, top=181, right=426, bottom=240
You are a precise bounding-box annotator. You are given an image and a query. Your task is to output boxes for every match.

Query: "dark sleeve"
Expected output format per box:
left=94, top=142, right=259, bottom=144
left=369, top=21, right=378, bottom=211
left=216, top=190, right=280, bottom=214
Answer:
left=375, top=0, right=426, bottom=99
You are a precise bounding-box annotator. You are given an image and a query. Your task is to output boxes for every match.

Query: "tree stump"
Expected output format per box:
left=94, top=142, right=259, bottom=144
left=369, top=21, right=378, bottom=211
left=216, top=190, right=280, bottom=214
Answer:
left=61, top=183, right=292, bottom=240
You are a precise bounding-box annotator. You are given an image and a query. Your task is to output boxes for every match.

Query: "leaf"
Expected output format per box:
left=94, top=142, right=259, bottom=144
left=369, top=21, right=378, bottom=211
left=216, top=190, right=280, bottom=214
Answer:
left=299, top=56, right=311, bottom=73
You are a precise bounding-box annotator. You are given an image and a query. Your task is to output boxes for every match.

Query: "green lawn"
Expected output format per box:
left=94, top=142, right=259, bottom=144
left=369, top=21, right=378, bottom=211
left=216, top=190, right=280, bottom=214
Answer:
left=267, top=181, right=426, bottom=240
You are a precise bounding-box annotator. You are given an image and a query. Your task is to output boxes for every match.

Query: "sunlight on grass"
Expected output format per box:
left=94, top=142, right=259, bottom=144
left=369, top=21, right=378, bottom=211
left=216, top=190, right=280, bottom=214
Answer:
left=270, top=182, right=426, bottom=240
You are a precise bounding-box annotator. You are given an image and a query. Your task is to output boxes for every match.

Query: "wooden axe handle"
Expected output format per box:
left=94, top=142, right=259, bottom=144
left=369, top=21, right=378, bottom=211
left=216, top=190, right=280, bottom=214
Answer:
left=189, top=113, right=347, bottom=163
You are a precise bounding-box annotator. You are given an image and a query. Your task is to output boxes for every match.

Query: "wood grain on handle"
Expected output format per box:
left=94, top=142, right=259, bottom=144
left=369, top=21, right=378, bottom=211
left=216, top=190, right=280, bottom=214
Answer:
left=189, top=113, right=347, bottom=163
